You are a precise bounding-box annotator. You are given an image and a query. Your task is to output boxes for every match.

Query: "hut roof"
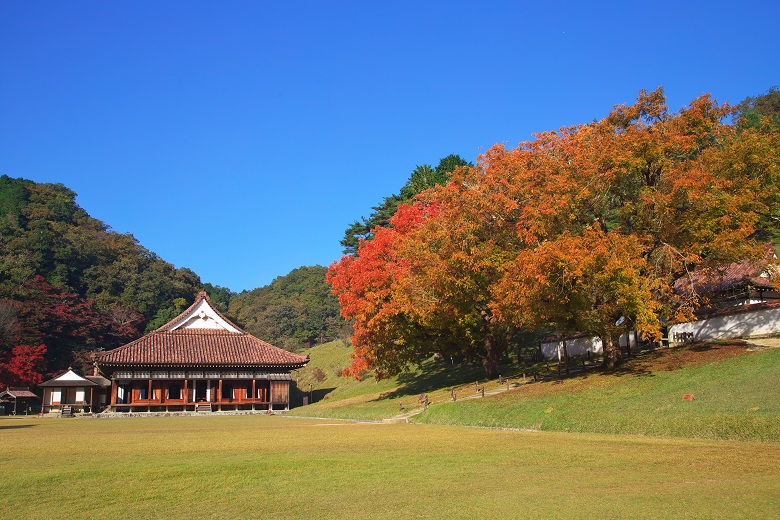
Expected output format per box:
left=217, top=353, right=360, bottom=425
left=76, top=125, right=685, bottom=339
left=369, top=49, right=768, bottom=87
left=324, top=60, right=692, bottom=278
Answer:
left=38, top=369, right=98, bottom=388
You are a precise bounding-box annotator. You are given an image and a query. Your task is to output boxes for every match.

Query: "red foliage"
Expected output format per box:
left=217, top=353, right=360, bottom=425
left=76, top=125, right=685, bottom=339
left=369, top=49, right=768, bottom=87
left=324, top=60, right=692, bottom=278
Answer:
left=328, top=203, right=432, bottom=379
left=12, top=275, right=142, bottom=374
left=0, top=344, right=47, bottom=389
left=15, top=276, right=99, bottom=344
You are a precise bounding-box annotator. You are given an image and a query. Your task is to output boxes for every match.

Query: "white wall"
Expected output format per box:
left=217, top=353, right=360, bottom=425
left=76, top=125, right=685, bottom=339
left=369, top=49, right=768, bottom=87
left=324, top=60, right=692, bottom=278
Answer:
left=669, top=305, right=780, bottom=344
left=540, top=331, right=644, bottom=361
left=541, top=336, right=603, bottom=360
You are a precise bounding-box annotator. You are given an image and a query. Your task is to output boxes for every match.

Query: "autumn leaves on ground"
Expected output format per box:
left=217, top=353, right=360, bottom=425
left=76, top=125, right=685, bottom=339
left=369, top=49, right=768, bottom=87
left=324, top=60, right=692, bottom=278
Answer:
left=294, top=339, right=780, bottom=442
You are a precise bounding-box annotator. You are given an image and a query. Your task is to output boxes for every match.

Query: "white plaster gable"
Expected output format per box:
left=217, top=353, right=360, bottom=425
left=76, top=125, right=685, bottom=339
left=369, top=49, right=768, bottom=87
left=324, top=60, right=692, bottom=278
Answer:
left=54, top=369, right=89, bottom=382
left=166, top=297, right=240, bottom=332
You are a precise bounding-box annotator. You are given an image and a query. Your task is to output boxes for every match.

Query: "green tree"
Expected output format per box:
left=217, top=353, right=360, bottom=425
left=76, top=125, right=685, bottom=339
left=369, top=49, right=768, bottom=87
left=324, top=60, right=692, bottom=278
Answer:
left=735, top=86, right=780, bottom=131
left=228, top=266, right=344, bottom=350
left=201, top=283, right=234, bottom=313
left=0, top=175, right=206, bottom=369
left=340, top=155, right=471, bottom=254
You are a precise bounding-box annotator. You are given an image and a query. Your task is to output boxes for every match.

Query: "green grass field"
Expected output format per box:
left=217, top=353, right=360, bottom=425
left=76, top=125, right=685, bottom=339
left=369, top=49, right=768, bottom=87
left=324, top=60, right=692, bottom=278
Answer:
left=2, top=414, right=779, bottom=519
left=3, top=341, right=779, bottom=518
left=291, top=340, right=509, bottom=421
left=416, top=346, right=780, bottom=441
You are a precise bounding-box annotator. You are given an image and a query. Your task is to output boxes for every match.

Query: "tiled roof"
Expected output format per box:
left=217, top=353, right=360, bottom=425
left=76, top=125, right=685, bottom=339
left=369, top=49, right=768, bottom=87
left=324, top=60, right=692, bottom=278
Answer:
left=692, top=299, right=780, bottom=320
left=96, top=329, right=309, bottom=368
left=85, top=375, right=112, bottom=388
left=0, top=388, right=39, bottom=398
left=675, top=248, right=778, bottom=296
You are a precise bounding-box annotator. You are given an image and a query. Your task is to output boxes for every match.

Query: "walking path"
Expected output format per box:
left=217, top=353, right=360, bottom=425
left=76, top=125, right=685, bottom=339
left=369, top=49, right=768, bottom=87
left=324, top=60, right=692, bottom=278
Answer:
left=745, top=337, right=780, bottom=349
left=386, top=379, right=527, bottom=423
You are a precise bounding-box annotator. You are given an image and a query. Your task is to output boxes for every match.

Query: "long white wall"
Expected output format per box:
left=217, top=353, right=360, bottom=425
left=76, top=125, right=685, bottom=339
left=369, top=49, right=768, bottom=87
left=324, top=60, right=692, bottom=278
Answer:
left=668, top=305, right=780, bottom=344
left=540, top=331, right=640, bottom=361
left=541, top=336, right=603, bottom=361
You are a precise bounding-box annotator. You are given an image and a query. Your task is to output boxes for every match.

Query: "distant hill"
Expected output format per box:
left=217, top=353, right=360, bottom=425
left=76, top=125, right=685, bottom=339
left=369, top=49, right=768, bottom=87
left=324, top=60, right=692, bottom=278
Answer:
left=228, top=265, right=349, bottom=351
left=0, top=175, right=206, bottom=381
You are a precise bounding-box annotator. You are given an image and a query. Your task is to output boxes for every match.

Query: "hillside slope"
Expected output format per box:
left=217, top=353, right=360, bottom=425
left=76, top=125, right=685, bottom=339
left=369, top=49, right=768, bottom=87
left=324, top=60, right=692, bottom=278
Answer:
left=293, top=341, right=780, bottom=441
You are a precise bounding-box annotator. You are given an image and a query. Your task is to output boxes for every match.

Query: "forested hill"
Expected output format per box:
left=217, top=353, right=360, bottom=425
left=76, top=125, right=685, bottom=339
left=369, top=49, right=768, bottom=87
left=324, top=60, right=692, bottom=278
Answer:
left=0, top=175, right=206, bottom=383
left=228, top=265, right=347, bottom=352
left=0, top=175, right=347, bottom=388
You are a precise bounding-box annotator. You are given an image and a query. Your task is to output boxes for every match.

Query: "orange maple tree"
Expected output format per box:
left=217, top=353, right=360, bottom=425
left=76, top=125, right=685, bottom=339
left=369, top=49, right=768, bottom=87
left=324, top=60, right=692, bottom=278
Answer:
left=327, top=203, right=433, bottom=378
left=493, top=88, right=779, bottom=367
left=330, top=87, right=780, bottom=375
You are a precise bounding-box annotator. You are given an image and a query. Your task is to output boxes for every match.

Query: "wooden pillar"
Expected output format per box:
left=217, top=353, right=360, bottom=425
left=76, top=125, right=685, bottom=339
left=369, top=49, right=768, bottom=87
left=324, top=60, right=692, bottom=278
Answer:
left=110, top=380, right=117, bottom=406
left=148, top=379, right=153, bottom=403
left=218, top=379, right=223, bottom=403
left=252, top=379, right=256, bottom=402
left=184, top=379, right=189, bottom=405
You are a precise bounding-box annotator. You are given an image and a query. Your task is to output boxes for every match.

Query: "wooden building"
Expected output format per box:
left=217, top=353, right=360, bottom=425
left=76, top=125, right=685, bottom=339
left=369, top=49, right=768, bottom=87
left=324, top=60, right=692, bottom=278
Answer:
left=669, top=247, right=780, bottom=344
left=0, top=388, right=40, bottom=415
left=38, top=369, right=110, bottom=415
left=96, top=292, right=309, bottom=413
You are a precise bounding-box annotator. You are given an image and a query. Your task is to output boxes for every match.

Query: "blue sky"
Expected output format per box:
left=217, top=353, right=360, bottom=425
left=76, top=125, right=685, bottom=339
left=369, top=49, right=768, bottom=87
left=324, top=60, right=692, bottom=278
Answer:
left=2, top=1, right=778, bottom=292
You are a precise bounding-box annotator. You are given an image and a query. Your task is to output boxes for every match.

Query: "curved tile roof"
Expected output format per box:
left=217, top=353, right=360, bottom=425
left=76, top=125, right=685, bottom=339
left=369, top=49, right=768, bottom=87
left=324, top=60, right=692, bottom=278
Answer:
left=97, top=292, right=309, bottom=369
left=675, top=250, right=778, bottom=296
left=97, top=329, right=309, bottom=368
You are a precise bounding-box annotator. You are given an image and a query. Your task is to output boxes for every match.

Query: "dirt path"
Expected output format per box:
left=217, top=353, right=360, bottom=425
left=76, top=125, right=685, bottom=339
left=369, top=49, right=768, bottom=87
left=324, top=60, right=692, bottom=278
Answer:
left=386, top=380, right=524, bottom=422
left=745, top=337, right=780, bottom=349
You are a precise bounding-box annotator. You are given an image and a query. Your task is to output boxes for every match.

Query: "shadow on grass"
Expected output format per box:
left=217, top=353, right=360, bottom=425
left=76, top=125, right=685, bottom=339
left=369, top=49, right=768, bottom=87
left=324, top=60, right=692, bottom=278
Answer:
left=311, top=387, right=336, bottom=403
left=378, top=355, right=656, bottom=400
left=606, top=359, right=655, bottom=378
left=689, top=342, right=724, bottom=352
left=0, top=423, right=37, bottom=430
left=376, top=361, right=505, bottom=400
left=530, top=352, right=657, bottom=383
left=371, top=343, right=691, bottom=403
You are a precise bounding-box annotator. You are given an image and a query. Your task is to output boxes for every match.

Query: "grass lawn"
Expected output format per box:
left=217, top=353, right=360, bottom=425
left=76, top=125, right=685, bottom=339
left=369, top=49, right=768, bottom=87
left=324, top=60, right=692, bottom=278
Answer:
left=416, top=345, right=780, bottom=441
left=295, top=342, right=780, bottom=442
left=1, top=414, right=779, bottom=519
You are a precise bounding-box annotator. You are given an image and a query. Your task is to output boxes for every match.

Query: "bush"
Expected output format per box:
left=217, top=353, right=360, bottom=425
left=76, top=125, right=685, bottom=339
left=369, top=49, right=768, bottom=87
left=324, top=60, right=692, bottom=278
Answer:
left=312, top=367, right=326, bottom=382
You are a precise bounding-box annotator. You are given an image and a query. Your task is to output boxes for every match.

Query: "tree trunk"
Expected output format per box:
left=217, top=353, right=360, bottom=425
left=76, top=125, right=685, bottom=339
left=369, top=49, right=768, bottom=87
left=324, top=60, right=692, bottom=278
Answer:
left=602, top=333, right=622, bottom=369
left=481, top=332, right=504, bottom=378
left=481, top=343, right=501, bottom=378
left=478, top=310, right=506, bottom=378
